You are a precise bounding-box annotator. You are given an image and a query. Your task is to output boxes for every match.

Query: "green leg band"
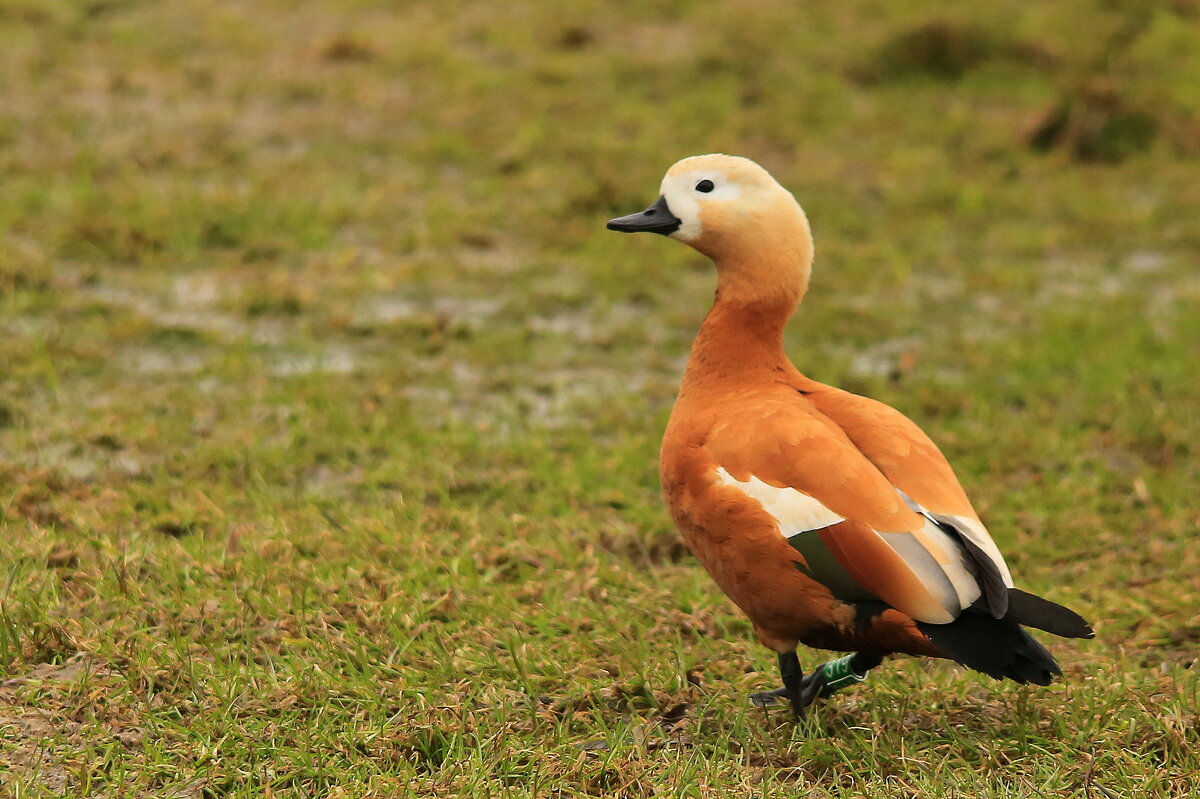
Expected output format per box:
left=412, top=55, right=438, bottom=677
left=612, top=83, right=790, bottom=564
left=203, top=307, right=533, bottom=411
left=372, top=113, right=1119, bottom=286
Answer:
left=816, top=654, right=868, bottom=697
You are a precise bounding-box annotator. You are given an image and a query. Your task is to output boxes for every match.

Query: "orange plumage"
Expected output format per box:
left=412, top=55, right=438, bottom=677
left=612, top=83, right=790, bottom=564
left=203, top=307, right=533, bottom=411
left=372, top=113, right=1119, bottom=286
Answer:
left=608, top=154, right=1092, bottom=720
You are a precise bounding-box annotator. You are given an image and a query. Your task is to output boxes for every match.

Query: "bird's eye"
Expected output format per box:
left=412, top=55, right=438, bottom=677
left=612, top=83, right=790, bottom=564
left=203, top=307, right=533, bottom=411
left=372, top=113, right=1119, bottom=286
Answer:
left=695, top=179, right=714, bottom=193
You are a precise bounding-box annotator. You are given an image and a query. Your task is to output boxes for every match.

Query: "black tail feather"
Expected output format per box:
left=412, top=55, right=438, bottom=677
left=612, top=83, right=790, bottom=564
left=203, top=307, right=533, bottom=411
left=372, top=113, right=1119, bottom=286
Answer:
left=917, top=613, right=1061, bottom=685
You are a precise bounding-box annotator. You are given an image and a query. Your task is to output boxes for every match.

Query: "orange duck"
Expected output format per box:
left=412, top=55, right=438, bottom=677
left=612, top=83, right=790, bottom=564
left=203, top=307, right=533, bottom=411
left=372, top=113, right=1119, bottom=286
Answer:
left=607, top=154, right=1092, bottom=720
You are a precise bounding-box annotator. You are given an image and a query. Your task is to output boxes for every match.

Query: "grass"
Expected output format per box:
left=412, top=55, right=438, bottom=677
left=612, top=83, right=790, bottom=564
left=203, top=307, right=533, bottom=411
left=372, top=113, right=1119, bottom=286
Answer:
left=1, top=0, right=1198, bottom=796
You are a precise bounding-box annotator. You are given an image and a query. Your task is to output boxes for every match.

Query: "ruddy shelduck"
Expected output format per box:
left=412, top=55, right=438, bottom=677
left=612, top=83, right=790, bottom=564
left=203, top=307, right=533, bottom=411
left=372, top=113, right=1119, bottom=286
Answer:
left=608, top=154, right=1092, bottom=720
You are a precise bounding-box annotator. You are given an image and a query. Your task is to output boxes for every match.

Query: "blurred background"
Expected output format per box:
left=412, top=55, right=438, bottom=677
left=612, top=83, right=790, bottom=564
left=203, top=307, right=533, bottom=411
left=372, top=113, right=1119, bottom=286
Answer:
left=1, top=0, right=1198, bottom=795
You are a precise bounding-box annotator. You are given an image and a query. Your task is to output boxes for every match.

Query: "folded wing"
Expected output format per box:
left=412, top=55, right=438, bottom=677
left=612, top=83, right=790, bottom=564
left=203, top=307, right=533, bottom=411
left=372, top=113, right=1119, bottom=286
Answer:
left=709, top=408, right=997, bottom=625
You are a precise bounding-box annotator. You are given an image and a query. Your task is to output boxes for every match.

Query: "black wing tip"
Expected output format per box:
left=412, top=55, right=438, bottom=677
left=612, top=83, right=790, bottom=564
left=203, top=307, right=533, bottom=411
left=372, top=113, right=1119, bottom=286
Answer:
left=1007, top=588, right=1095, bottom=640
left=1071, top=620, right=1097, bottom=640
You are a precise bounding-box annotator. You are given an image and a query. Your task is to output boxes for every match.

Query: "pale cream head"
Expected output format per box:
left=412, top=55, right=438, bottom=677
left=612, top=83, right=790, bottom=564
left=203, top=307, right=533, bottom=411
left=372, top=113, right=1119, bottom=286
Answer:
left=660, top=154, right=815, bottom=305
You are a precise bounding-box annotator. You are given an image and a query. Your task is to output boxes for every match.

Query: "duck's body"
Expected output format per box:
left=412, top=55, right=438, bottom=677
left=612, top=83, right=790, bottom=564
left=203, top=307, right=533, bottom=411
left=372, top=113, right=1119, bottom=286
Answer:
left=608, top=154, right=1091, bottom=719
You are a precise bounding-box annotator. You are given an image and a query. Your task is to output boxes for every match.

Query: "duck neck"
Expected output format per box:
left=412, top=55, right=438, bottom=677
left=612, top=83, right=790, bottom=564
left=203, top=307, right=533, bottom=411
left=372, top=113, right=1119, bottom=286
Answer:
left=682, top=291, right=798, bottom=388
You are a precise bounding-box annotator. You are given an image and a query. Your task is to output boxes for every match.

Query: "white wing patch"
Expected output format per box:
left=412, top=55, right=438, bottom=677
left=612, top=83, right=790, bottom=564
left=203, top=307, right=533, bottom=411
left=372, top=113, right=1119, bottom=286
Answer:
left=714, top=467, right=843, bottom=536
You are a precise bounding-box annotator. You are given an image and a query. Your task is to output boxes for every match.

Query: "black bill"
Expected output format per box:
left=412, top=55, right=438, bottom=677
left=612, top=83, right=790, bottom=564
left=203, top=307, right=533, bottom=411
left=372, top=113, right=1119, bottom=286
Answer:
left=606, top=195, right=681, bottom=235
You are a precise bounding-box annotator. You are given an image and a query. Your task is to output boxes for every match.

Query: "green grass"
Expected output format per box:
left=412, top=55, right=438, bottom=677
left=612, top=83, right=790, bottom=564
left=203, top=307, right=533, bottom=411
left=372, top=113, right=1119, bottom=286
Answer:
left=2, top=0, right=1198, bottom=796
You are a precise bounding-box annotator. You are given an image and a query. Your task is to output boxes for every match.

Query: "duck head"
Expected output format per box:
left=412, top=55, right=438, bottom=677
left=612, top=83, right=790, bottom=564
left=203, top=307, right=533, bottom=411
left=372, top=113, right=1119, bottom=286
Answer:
left=608, top=154, right=814, bottom=306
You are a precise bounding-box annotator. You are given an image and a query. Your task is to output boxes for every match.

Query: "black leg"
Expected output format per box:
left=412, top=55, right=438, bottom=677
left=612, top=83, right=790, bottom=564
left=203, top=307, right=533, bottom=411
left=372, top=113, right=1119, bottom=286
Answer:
left=750, top=652, right=884, bottom=715
left=851, top=652, right=883, bottom=673
left=778, top=651, right=806, bottom=720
